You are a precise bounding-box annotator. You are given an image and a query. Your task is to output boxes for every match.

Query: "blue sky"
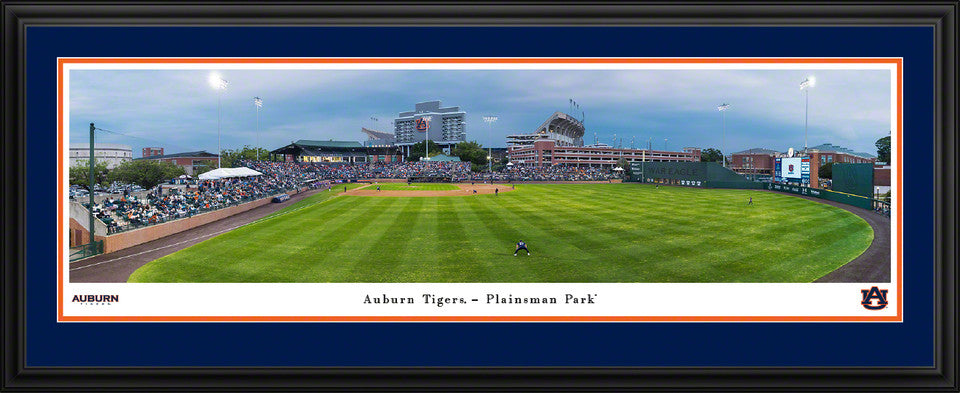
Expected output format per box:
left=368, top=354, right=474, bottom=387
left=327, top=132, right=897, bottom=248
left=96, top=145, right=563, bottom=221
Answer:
left=69, top=68, right=891, bottom=157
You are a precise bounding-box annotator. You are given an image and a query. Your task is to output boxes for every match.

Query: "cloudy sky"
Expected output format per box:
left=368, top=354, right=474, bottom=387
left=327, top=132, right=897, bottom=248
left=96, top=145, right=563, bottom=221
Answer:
left=69, top=68, right=892, bottom=157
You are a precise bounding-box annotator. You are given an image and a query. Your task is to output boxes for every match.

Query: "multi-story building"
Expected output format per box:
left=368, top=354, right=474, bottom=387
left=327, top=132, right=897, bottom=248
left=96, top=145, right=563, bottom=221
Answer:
left=507, top=111, right=698, bottom=167
left=69, top=143, right=133, bottom=169
left=730, top=147, right=780, bottom=181
left=506, top=111, right=585, bottom=149
left=803, top=143, right=876, bottom=188
left=509, top=139, right=700, bottom=168
left=394, top=101, right=466, bottom=157
left=141, top=147, right=164, bottom=158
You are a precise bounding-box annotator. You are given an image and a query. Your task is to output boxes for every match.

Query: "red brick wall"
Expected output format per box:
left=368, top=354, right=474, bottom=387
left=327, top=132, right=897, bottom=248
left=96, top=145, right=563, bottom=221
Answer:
left=874, top=167, right=891, bottom=186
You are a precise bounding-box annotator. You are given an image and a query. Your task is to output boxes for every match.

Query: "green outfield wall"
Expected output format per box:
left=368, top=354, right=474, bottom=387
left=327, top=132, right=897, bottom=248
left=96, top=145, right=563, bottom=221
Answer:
left=763, top=182, right=874, bottom=210
left=627, top=161, right=755, bottom=188
left=832, top=163, right=875, bottom=198
left=626, top=161, right=876, bottom=210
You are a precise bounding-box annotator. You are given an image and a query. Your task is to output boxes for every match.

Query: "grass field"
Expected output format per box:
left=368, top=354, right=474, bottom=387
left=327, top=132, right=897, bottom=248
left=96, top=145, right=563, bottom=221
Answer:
left=368, top=183, right=460, bottom=191
left=128, top=184, right=874, bottom=283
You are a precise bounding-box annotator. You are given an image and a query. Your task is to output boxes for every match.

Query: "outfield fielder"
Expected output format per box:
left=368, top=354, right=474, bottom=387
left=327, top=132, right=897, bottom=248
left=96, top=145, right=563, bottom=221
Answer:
left=514, top=240, right=530, bottom=256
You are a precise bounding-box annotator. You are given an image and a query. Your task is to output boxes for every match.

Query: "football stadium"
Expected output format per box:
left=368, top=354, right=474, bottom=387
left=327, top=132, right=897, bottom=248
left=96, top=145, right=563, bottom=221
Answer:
left=68, top=105, right=891, bottom=284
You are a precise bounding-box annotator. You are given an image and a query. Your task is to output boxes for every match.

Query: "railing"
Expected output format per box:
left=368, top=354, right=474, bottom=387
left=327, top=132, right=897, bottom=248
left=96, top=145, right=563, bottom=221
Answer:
left=69, top=240, right=103, bottom=261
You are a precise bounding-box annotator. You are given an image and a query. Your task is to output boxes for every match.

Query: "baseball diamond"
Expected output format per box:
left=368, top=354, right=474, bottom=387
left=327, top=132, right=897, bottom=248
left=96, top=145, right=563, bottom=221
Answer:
left=126, top=183, right=875, bottom=283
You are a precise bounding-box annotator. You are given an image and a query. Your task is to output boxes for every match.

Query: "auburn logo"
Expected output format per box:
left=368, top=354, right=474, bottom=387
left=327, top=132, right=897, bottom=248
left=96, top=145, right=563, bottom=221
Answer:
left=788, top=164, right=795, bottom=172
left=415, top=118, right=428, bottom=132
left=860, top=286, right=888, bottom=310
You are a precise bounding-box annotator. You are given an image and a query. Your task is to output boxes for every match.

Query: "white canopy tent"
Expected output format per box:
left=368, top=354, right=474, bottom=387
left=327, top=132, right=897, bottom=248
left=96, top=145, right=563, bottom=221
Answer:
left=197, top=167, right=264, bottom=180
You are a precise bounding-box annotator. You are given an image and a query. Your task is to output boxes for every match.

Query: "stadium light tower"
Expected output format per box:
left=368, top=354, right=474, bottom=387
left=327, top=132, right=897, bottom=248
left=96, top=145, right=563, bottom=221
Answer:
left=209, top=73, right=228, bottom=168
left=800, top=76, right=816, bottom=152
left=483, top=116, right=499, bottom=172
left=717, top=103, right=730, bottom=168
left=254, top=97, right=263, bottom=161
left=423, top=115, right=433, bottom=160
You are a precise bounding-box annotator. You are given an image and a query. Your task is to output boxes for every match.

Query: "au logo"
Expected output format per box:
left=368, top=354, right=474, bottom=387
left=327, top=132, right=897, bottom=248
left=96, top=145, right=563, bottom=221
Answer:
left=788, top=164, right=795, bottom=172
left=860, top=286, right=888, bottom=310
left=415, top=118, right=429, bottom=132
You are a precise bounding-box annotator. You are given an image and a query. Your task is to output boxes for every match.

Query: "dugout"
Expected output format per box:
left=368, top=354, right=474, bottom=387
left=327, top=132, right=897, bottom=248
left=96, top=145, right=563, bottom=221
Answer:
left=832, top=163, right=874, bottom=198
left=626, top=161, right=755, bottom=188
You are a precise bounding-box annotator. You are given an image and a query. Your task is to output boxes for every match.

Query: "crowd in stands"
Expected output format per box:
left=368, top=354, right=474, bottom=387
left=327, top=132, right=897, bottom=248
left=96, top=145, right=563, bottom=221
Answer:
left=241, top=160, right=615, bottom=182
left=79, top=160, right=617, bottom=234
left=482, top=165, right=616, bottom=182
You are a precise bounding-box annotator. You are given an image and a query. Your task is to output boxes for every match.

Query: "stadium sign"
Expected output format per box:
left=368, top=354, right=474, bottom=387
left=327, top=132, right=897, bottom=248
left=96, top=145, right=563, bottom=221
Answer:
left=629, top=162, right=708, bottom=181
left=415, top=118, right=429, bottom=132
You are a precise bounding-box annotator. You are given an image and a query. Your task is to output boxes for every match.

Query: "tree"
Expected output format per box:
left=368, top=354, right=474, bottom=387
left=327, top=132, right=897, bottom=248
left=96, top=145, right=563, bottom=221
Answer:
left=451, top=141, right=488, bottom=167
left=107, top=160, right=185, bottom=189
left=69, top=159, right=110, bottom=190
left=219, top=145, right=272, bottom=168
left=700, top=148, right=724, bottom=164
left=875, top=135, right=891, bottom=163
left=616, top=157, right=629, bottom=169
left=408, top=140, right=441, bottom=161
left=818, top=162, right=834, bottom=179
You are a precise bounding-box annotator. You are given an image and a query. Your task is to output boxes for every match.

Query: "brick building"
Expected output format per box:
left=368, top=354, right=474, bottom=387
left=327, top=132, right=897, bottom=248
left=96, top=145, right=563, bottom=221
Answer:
left=730, top=148, right=779, bottom=181
left=804, top=143, right=876, bottom=188
left=142, top=147, right=164, bottom=158
left=509, top=139, right=701, bottom=168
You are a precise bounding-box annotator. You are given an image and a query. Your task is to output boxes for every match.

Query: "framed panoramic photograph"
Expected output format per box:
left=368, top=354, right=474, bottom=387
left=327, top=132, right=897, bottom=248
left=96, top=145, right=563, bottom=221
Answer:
left=2, top=1, right=956, bottom=392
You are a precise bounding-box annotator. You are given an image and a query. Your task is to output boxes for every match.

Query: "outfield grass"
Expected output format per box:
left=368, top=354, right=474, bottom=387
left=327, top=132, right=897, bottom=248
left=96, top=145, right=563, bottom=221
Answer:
left=128, top=184, right=874, bottom=283
left=368, top=183, right=460, bottom=191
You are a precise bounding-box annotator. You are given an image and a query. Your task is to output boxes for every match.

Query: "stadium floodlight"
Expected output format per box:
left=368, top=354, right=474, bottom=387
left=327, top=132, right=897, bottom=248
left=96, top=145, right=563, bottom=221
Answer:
left=209, top=73, right=228, bottom=167
left=717, top=103, right=730, bottom=168
left=254, top=97, right=263, bottom=161
left=800, top=76, right=815, bottom=152
left=483, top=116, right=499, bottom=172
left=423, top=116, right=433, bottom=160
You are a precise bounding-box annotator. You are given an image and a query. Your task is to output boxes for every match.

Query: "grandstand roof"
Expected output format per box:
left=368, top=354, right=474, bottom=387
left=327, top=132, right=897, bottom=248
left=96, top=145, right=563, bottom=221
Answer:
left=732, top=147, right=780, bottom=155
left=292, top=140, right=364, bottom=149
left=134, top=150, right=218, bottom=160
left=804, top=143, right=876, bottom=159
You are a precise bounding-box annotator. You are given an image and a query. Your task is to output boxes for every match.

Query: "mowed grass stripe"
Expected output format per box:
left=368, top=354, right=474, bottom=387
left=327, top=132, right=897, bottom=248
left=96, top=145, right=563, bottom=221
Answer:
left=432, top=197, right=487, bottom=281
left=460, top=195, right=554, bottom=282
left=129, top=184, right=875, bottom=283
left=492, top=189, right=623, bottom=281
left=128, top=195, right=372, bottom=282
left=296, top=197, right=404, bottom=281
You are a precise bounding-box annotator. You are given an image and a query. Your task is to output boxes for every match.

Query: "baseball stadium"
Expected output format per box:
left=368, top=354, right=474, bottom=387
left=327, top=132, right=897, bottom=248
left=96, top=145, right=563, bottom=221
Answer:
left=67, top=106, right=892, bottom=284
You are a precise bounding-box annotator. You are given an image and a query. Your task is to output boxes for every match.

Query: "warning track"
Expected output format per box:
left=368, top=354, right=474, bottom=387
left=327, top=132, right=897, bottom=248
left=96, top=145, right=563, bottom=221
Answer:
left=762, top=190, right=892, bottom=283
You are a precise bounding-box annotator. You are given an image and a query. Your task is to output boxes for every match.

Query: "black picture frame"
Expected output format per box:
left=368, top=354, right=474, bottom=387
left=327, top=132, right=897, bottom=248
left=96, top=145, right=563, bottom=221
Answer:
left=2, top=1, right=956, bottom=391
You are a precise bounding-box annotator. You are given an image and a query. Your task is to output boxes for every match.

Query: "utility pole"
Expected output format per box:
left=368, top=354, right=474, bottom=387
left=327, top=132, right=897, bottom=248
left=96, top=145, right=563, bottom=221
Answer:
left=254, top=97, right=262, bottom=161
left=88, top=122, right=96, bottom=242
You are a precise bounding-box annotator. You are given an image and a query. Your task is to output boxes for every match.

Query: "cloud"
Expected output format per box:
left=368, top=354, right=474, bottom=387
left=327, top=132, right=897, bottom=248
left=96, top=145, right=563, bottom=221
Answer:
left=68, top=67, right=892, bottom=157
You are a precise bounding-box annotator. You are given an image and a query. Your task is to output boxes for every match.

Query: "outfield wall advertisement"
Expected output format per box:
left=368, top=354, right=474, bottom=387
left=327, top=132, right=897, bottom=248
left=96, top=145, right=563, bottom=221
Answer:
left=58, top=58, right=901, bottom=323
